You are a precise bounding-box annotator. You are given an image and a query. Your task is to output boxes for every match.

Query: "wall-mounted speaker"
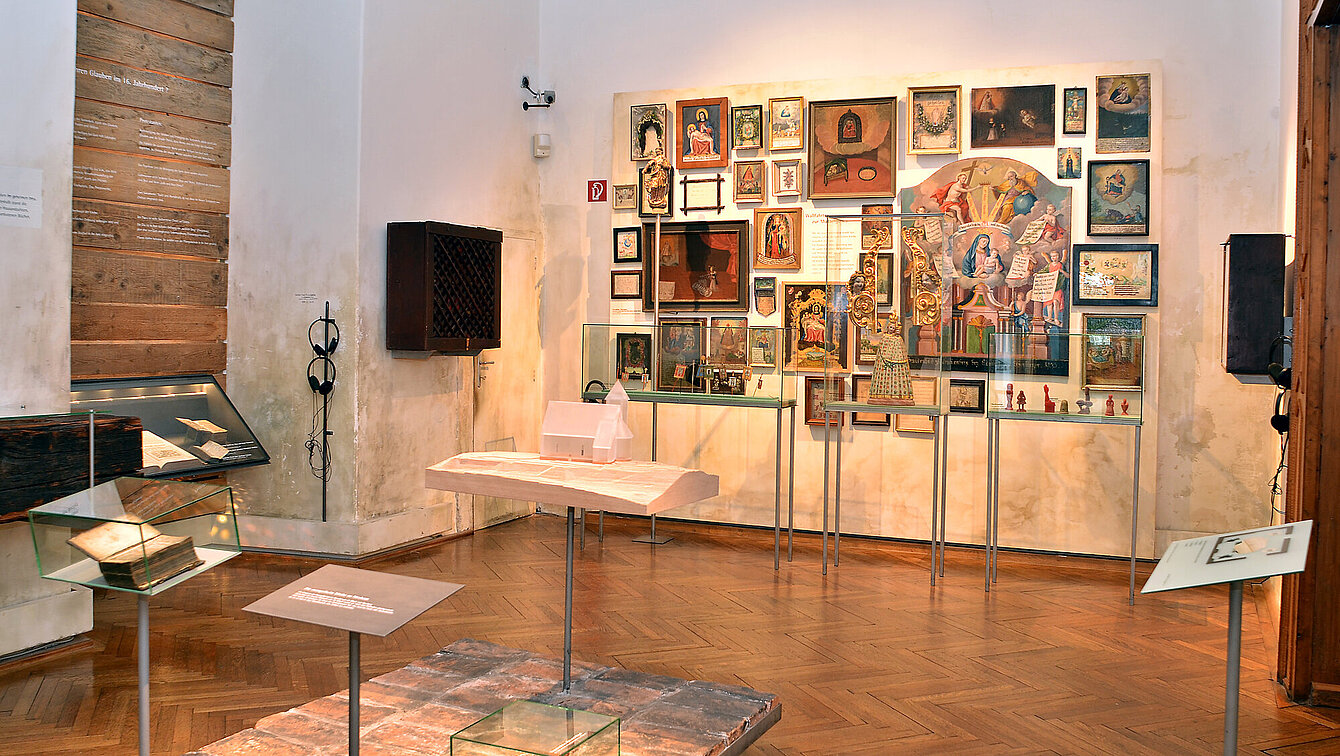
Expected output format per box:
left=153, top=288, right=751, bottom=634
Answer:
left=387, top=221, right=502, bottom=355
left=1221, top=233, right=1285, bottom=375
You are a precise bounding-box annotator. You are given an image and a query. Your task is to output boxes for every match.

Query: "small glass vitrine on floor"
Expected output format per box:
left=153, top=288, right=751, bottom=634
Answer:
left=451, top=701, right=619, bottom=756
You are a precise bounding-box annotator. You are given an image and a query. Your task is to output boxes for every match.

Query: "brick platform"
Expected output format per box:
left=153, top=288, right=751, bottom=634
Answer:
left=187, top=639, right=780, bottom=756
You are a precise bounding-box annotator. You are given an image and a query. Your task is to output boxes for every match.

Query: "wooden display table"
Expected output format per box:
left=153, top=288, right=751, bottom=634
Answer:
left=426, top=453, right=719, bottom=689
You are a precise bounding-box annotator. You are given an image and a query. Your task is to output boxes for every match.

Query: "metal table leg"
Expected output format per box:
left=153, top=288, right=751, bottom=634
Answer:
left=985, top=419, right=995, bottom=593
left=930, top=414, right=940, bottom=585
left=137, top=594, right=149, bottom=756
left=788, top=406, right=796, bottom=562
left=991, top=418, right=1000, bottom=585
left=349, top=631, right=361, bottom=756
left=939, top=414, right=949, bottom=577
left=564, top=506, right=574, bottom=690
left=774, top=406, right=782, bottom=570
left=822, top=411, right=831, bottom=575
left=1224, top=580, right=1244, bottom=755
left=1130, top=425, right=1141, bottom=605
left=834, top=414, right=842, bottom=566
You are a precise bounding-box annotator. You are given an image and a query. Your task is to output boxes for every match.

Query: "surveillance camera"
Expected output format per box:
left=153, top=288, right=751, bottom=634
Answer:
left=542, top=90, right=556, bottom=105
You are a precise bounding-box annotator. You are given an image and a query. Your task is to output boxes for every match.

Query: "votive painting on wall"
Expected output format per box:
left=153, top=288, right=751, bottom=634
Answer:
left=616, top=332, right=652, bottom=381
left=641, top=221, right=749, bottom=311
left=676, top=97, right=730, bottom=170
left=1095, top=74, right=1151, bottom=153
left=970, top=85, right=1055, bottom=148
left=1057, top=147, right=1082, bottom=180
left=808, top=97, right=896, bottom=199
left=1088, top=160, right=1149, bottom=236
left=899, top=156, right=1073, bottom=376
left=656, top=317, right=704, bottom=392
left=767, top=96, right=805, bottom=151
left=732, top=105, right=763, bottom=150
left=733, top=160, right=764, bottom=202
left=783, top=282, right=849, bottom=372
left=753, top=207, right=802, bottom=270
left=1062, top=87, right=1087, bottom=134
left=907, top=86, right=961, bottom=155
left=1081, top=313, right=1145, bottom=391
left=630, top=103, right=669, bottom=162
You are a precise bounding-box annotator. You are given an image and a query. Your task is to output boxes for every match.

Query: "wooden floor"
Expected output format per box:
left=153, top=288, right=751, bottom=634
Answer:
left=1, top=514, right=1339, bottom=755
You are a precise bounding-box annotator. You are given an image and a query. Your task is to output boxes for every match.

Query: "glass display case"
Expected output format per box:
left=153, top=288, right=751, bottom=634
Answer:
left=581, top=323, right=794, bottom=408
left=451, top=701, right=619, bottom=756
left=818, top=212, right=951, bottom=423
left=986, top=325, right=1145, bottom=425
left=28, top=476, right=241, bottom=594
left=70, top=374, right=269, bottom=477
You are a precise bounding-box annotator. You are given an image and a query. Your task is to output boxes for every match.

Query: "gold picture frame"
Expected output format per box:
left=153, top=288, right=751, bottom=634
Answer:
left=907, top=86, right=961, bottom=155
left=767, top=96, right=805, bottom=151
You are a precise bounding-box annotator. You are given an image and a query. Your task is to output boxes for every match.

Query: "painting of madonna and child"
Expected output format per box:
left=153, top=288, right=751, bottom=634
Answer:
left=899, top=156, right=1073, bottom=376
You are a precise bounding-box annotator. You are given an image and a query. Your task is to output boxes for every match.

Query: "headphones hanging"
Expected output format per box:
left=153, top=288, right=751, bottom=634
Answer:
left=307, top=356, right=336, bottom=395
left=1268, top=335, right=1291, bottom=434
left=309, top=316, right=340, bottom=356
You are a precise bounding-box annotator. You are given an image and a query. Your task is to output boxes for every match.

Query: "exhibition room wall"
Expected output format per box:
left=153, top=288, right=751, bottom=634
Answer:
left=535, top=0, right=1292, bottom=557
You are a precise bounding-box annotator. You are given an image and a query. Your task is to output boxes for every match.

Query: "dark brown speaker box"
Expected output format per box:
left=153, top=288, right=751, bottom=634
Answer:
left=1221, top=233, right=1285, bottom=375
left=387, top=221, right=502, bottom=355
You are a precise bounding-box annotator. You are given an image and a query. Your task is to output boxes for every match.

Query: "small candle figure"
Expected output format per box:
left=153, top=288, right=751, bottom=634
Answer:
left=1043, top=385, right=1055, bottom=413
left=1121, top=398, right=1130, bottom=416
left=1016, top=390, right=1027, bottom=412
left=1105, top=395, right=1115, bottom=416
left=1059, top=399, right=1069, bottom=414
left=1005, top=383, right=1014, bottom=410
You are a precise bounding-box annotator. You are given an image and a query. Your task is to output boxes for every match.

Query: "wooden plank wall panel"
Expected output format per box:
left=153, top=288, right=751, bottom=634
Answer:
left=71, top=0, right=232, bottom=381
left=73, top=199, right=227, bottom=258
left=75, top=99, right=231, bottom=165
left=77, top=0, right=234, bottom=52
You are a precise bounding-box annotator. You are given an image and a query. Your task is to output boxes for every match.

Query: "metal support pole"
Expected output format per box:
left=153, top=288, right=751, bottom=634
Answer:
left=1130, top=425, right=1141, bottom=605
left=930, top=414, right=940, bottom=585
left=88, top=411, right=95, bottom=488
left=939, top=414, right=949, bottom=577
left=822, top=411, right=831, bottom=574
left=834, top=413, right=842, bottom=566
left=137, top=595, right=149, bottom=756
left=579, top=508, right=586, bottom=550
left=564, top=507, right=574, bottom=690
left=1224, top=580, right=1244, bottom=755
left=349, top=631, right=360, bottom=756
left=991, top=418, right=1000, bottom=585
left=774, top=406, right=782, bottom=570
left=985, top=419, right=995, bottom=593
left=787, top=406, right=796, bottom=562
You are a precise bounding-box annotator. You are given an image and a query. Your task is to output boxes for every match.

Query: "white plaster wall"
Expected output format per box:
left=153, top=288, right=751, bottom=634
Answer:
left=0, top=0, right=91, bottom=655
left=537, top=0, right=1289, bottom=557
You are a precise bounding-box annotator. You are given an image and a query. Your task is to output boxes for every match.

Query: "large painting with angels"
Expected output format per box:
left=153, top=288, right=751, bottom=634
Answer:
left=899, top=157, right=1072, bottom=376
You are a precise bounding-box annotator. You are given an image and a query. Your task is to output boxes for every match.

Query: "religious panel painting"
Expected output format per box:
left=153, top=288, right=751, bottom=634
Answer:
left=969, top=85, right=1055, bottom=148
left=676, top=97, right=730, bottom=170
left=1095, top=74, right=1151, bottom=153
left=808, top=97, right=896, bottom=199
left=899, top=156, right=1073, bottom=376
left=782, top=282, right=849, bottom=372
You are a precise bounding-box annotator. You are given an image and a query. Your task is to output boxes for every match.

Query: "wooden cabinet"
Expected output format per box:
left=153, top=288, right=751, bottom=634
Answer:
left=387, top=221, right=502, bottom=355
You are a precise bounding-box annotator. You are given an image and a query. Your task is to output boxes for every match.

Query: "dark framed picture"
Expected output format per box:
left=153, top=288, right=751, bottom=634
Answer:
left=680, top=174, right=724, bottom=213
left=767, top=96, right=805, bottom=151
left=612, top=183, right=636, bottom=209
left=754, top=207, right=802, bottom=270
left=783, top=282, right=849, bottom=372
left=1062, top=87, right=1087, bottom=134
left=641, top=220, right=749, bottom=312
left=850, top=375, right=890, bottom=427
left=612, top=226, right=641, bottom=263
left=1088, top=159, right=1149, bottom=236
left=874, top=253, right=894, bottom=307
left=656, top=317, right=705, bottom=392
left=708, top=316, right=749, bottom=366
left=638, top=161, right=673, bottom=218
left=970, top=85, right=1056, bottom=147
left=948, top=378, right=986, bottom=414
left=615, top=332, right=652, bottom=381
left=1096, top=73, right=1151, bottom=153
left=804, top=376, right=845, bottom=427
left=808, top=96, right=896, bottom=199
left=733, top=160, right=765, bottom=203
left=1057, top=147, right=1082, bottom=180
left=610, top=270, right=642, bottom=300
left=1072, top=243, right=1158, bottom=307
left=732, top=104, right=763, bottom=150
left=1081, top=313, right=1145, bottom=391
left=676, top=96, right=730, bottom=170
left=630, top=103, right=669, bottom=162
left=907, top=86, right=961, bottom=155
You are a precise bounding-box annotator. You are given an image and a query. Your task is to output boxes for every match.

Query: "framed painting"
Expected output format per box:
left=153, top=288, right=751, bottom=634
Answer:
left=708, top=316, right=749, bottom=366
left=753, top=276, right=777, bottom=316
left=1057, top=147, right=1082, bottom=180
left=615, top=332, right=652, bottom=381
left=610, top=270, right=642, bottom=300
left=1072, top=243, right=1158, bottom=307
left=804, top=376, right=845, bottom=427
left=656, top=317, right=705, bottom=392
left=681, top=174, right=725, bottom=213
left=733, top=160, right=764, bottom=203
left=749, top=326, right=778, bottom=367
left=898, top=156, right=1073, bottom=377
left=1095, top=74, right=1151, bottom=153
left=1062, top=87, right=1087, bottom=135
left=861, top=203, right=895, bottom=251
left=907, top=86, right=961, bottom=155
left=1088, top=160, right=1149, bottom=236
left=676, top=96, right=730, bottom=170
left=808, top=96, right=896, bottom=199
left=782, top=282, right=849, bottom=372
left=630, top=103, right=669, bottom=162
left=874, top=253, right=894, bottom=307
left=894, top=377, right=938, bottom=433
left=612, top=183, right=636, bottom=209
left=638, top=161, right=673, bottom=218
left=612, top=226, right=641, bottom=263
left=855, top=312, right=892, bottom=365
left=732, top=105, right=763, bottom=150
left=641, top=220, right=749, bottom=311
left=969, top=85, right=1055, bottom=148
left=754, top=207, right=802, bottom=270
left=948, top=378, right=986, bottom=414
left=850, top=375, right=890, bottom=427
left=1081, top=313, right=1145, bottom=391
left=767, top=96, right=805, bottom=151
left=772, top=158, right=802, bottom=198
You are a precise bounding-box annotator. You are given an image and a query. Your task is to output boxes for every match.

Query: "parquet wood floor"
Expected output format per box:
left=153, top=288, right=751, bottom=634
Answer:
left=1, top=514, right=1338, bottom=755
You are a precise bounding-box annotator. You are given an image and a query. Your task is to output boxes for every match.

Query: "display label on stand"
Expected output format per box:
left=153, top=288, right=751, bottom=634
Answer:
left=1142, top=521, right=1312, bottom=593
left=243, top=564, right=463, bottom=636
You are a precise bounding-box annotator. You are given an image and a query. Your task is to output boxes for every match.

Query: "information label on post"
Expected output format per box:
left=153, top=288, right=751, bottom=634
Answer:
left=243, top=564, right=462, bottom=636
left=1142, top=521, right=1312, bottom=594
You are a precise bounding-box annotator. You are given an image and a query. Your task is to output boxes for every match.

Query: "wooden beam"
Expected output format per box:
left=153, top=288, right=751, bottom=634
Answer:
left=74, top=55, right=230, bottom=123
left=71, top=339, right=225, bottom=379
left=77, top=0, right=234, bottom=52
left=77, top=12, right=231, bottom=86
left=73, top=198, right=227, bottom=258
left=73, top=147, right=229, bottom=214
left=72, top=302, right=226, bottom=341
left=75, top=98, right=231, bottom=166
left=72, top=247, right=227, bottom=306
